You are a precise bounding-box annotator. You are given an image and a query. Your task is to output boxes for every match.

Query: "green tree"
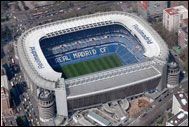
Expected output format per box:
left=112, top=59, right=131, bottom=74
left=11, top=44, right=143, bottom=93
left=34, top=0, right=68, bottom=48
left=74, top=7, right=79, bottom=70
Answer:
left=152, top=22, right=178, bottom=48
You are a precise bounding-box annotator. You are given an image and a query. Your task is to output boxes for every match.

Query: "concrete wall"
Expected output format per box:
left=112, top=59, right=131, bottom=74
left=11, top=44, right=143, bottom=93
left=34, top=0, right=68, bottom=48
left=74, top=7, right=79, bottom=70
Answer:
left=67, top=77, right=161, bottom=112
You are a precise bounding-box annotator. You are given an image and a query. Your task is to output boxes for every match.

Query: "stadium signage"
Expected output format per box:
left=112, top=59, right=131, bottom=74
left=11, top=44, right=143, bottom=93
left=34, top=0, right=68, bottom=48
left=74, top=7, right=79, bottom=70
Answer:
left=73, top=49, right=97, bottom=59
left=55, top=47, right=107, bottom=63
left=133, top=24, right=153, bottom=44
left=29, top=47, right=44, bottom=69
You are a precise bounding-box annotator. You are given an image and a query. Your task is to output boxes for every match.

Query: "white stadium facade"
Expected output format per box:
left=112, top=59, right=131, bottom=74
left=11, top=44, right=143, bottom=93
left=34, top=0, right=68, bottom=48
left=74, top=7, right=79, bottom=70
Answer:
left=16, top=11, right=169, bottom=122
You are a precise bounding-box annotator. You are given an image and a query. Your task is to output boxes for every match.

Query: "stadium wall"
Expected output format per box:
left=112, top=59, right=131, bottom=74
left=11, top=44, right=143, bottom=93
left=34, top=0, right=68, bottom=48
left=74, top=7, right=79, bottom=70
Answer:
left=67, top=76, right=161, bottom=111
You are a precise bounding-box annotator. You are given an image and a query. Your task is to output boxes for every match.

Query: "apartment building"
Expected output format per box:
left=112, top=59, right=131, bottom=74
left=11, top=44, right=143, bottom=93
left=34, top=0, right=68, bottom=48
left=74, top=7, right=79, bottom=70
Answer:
left=163, top=6, right=188, bottom=32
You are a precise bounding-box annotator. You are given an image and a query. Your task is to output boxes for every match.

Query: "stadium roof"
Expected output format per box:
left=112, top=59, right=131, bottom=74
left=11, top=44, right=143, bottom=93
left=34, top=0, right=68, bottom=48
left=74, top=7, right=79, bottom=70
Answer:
left=17, top=11, right=168, bottom=89
left=67, top=66, right=161, bottom=99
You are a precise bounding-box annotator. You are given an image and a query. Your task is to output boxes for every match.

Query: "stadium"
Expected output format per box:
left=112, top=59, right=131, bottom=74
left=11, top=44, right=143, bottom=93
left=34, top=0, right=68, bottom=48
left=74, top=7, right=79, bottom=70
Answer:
left=16, top=11, right=169, bottom=119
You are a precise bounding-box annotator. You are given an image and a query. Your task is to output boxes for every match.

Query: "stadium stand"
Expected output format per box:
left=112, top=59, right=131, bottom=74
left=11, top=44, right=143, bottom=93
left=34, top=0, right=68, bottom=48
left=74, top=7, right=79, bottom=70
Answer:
left=39, top=23, right=145, bottom=73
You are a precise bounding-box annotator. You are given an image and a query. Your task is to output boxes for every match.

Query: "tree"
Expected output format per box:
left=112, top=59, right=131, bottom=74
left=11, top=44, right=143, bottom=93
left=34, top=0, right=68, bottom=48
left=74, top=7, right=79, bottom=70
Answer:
left=151, top=22, right=178, bottom=48
left=68, top=2, right=74, bottom=8
left=183, top=47, right=188, bottom=73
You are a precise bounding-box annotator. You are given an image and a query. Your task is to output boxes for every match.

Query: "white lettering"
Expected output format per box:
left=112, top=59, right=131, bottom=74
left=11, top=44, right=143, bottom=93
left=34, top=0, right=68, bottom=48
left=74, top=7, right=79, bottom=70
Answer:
left=92, top=49, right=97, bottom=54
left=100, top=47, right=107, bottom=53
left=30, top=47, right=44, bottom=69
left=133, top=24, right=153, bottom=44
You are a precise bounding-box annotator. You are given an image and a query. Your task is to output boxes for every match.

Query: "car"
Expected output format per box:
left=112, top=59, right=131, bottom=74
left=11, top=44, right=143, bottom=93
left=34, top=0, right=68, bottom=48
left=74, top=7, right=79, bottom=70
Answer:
left=10, top=81, right=14, bottom=86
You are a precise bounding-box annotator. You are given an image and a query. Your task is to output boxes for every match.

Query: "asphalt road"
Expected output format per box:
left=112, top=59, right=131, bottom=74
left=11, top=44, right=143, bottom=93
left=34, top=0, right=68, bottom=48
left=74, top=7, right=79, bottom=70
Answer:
left=2, top=40, right=40, bottom=126
left=3, top=1, right=119, bottom=33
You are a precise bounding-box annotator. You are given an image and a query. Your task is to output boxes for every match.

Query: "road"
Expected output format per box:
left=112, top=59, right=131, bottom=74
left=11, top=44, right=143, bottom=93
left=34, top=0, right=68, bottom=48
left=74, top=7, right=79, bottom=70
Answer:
left=2, top=1, right=123, bottom=41
left=180, top=77, right=188, bottom=93
left=1, top=40, right=40, bottom=126
left=3, top=1, right=118, bottom=29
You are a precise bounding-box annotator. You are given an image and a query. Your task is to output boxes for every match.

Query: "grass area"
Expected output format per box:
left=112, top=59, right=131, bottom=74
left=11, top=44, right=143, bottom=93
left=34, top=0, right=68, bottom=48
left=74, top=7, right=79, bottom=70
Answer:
left=156, top=117, right=164, bottom=126
left=16, top=115, right=29, bottom=126
left=62, top=54, right=122, bottom=79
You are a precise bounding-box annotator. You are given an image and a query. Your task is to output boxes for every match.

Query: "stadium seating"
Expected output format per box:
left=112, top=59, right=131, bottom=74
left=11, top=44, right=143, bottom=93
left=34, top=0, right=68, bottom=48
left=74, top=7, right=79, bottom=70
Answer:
left=39, top=24, right=145, bottom=69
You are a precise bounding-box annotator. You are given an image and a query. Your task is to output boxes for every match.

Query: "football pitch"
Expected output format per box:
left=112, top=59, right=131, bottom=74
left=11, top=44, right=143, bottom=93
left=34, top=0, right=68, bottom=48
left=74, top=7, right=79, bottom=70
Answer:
left=62, top=54, right=123, bottom=79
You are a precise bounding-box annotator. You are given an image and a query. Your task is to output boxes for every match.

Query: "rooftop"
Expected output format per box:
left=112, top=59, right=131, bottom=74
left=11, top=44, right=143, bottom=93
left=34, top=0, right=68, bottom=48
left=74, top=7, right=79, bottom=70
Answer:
left=174, top=92, right=188, bottom=112
left=67, top=66, right=161, bottom=99
left=87, top=111, right=111, bottom=126
left=167, top=111, right=188, bottom=126
left=1, top=75, right=9, bottom=90
left=168, top=62, right=178, bottom=69
left=164, top=5, right=188, bottom=15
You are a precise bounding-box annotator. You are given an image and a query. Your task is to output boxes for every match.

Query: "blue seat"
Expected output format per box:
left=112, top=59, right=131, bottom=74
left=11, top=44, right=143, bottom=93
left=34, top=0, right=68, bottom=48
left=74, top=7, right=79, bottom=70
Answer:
left=39, top=24, right=145, bottom=70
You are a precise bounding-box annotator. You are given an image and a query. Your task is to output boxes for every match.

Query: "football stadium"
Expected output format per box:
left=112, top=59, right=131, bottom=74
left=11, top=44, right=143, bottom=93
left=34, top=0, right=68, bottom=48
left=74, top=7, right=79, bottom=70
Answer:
left=16, top=11, right=169, bottom=119
left=40, top=23, right=145, bottom=79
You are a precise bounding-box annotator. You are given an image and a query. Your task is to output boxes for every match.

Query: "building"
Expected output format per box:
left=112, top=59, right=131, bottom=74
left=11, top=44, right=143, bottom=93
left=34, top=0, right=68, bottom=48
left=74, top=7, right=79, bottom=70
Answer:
left=166, top=91, right=188, bottom=126
left=172, top=92, right=188, bottom=115
left=178, top=19, right=188, bottom=49
left=167, top=62, right=180, bottom=88
left=87, top=111, right=112, bottom=126
left=180, top=18, right=188, bottom=28
left=1, top=71, right=16, bottom=126
left=16, top=11, right=169, bottom=124
left=166, top=111, right=188, bottom=126
left=1, top=87, right=13, bottom=116
left=1, top=74, right=13, bottom=117
left=1, top=75, right=10, bottom=91
left=178, top=26, right=188, bottom=49
left=163, top=5, right=188, bottom=32
left=73, top=114, right=94, bottom=126
left=38, top=90, right=56, bottom=122
left=137, top=1, right=168, bottom=22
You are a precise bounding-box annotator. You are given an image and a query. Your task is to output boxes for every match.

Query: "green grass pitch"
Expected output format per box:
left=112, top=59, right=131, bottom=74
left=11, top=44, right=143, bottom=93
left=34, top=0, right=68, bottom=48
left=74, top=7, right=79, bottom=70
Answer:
left=61, top=54, right=123, bottom=79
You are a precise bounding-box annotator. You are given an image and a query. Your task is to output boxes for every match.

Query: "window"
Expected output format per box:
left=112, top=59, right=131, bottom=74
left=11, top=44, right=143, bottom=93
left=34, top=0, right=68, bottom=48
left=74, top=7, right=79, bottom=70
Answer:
left=167, top=20, right=169, bottom=26
left=180, top=14, right=183, bottom=19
